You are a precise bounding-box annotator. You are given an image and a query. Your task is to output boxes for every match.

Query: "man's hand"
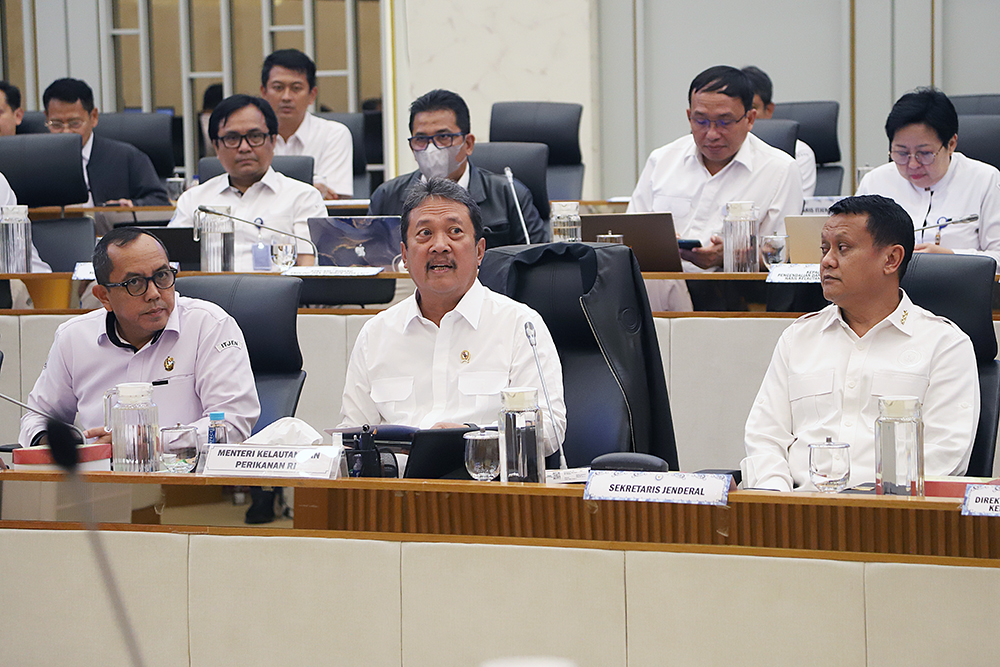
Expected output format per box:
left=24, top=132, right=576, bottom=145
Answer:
left=83, top=426, right=112, bottom=444
left=681, top=234, right=724, bottom=269
left=315, top=183, right=339, bottom=200
left=102, top=198, right=134, bottom=207
left=914, top=243, right=954, bottom=255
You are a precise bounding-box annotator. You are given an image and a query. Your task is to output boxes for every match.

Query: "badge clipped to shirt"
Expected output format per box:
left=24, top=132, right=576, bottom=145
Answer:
left=460, top=350, right=470, bottom=364
left=164, top=356, right=175, bottom=372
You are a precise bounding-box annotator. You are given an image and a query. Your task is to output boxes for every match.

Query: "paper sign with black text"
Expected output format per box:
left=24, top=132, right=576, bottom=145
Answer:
left=203, top=444, right=343, bottom=478
left=584, top=470, right=733, bottom=506
left=961, top=484, right=1000, bottom=516
left=765, top=264, right=820, bottom=283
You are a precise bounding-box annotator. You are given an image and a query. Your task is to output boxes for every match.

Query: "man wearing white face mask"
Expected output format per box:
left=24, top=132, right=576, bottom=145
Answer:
left=368, top=89, right=547, bottom=247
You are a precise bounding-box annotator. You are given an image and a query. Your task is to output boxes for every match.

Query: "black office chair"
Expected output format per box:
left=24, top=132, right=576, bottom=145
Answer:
left=15, top=111, right=47, bottom=134
left=480, top=242, right=678, bottom=470
left=316, top=111, right=368, bottom=197
left=957, top=115, right=1000, bottom=171
left=174, top=274, right=306, bottom=433
left=490, top=102, right=584, bottom=200
left=0, top=134, right=88, bottom=207
left=197, top=156, right=314, bottom=186
left=94, top=112, right=176, bottom=181
left=950, top=94, right=1000, bottom=116
left=751, top=118, right=799, bottom=158
left=471, top=141, right=550, bottom=221
left=900, top=253, right=999, bottom=477
left=772, top=101, right=843, bottom=196
left=31, top=218, right=96, bottom=272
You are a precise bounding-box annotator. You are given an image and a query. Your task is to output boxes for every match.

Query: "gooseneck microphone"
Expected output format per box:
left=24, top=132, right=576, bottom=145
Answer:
left=524, top=322, right=568, bottom=470
left=504, top=167, right=533, bottom=246
left=913, top=213, right=979, bottom=233
left=196, top=205, right=322, bottom=259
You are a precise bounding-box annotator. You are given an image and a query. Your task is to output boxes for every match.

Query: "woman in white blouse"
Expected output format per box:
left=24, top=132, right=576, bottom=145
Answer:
left=856, top=88, right=1000, bottom=266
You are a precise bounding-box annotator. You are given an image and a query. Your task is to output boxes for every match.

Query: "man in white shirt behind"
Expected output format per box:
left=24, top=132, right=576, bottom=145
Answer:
left=339, top=177, right=567, bottom=456
left=169, top=94, right=327, bottom=271
left=261, top=49, right=354, bottom=200
left=628, top=65, right=803, bottom=311
left=744, top=195, right=979, bottom=491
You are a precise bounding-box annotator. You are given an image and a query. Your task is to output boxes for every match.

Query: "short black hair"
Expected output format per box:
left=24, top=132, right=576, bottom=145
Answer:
left=208, top=94, right=278, bottom=142
left=688, top=66, right=754, bottom=113
left=885, top=88, right=958, bottom=146
left=202, top=83, right=223, bottom=112
left=0, top=81, right=21, bottom=110
left=261, top=49, right=317, bottom=90
left=741, top=66, right=773, bottom=107
left=829, top=194, right=914, bottom=280
left=93, top=227, right=170, bottom=285
left=409, top=89, right=470, bottom=135
left=43, top=78, right=95, bottom=113
left=400, top=178, right=483, bottom=245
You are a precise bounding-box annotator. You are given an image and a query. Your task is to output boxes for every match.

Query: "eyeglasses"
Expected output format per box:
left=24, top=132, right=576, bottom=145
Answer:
left=103, top=268, right=177, bottom=297
left=690, top=112, right=748, bottom=131
left=45, top=119, right=87, bottom=131
left=217, top=131, right=270, bottom=150
left=889, top=145, right=945, bottom=166
left=407, top=132, right=465, bottom=151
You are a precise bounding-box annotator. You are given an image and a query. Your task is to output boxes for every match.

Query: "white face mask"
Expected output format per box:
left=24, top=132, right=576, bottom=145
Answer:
left=414, top=142, right=464, bottom=180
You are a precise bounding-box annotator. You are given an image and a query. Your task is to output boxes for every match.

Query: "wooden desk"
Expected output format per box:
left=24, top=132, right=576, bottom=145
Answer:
left=2, top=471, right=997, bottom=565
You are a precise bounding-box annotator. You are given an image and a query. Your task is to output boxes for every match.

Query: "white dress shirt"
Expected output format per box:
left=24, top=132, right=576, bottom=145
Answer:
left=795, top=139, right=817, bottom=198
left=744, top=291, right=979, bottom=492
left=273, top=112, right=354, bottom=197
left=856, top=152, right=1000, bottom=266
left=628, top=132, right=803, bottom=310
left=169, top=166, right=327, bottom=272
left=339, top=279, right=567, bottom=456
left=19, top=296, right=261, bottom=446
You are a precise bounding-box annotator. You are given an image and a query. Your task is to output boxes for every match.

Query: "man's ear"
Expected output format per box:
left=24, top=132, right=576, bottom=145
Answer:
left=884, top=244, right=905, bottom=275
left=92, top=284, right=113, bottom=311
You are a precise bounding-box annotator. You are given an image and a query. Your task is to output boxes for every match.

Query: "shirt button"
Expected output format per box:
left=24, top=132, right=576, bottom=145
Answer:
left=844, top=421, right=853, bottom=428
left=856, top=344, right=865, bottom=351
left=961, top=402, right=970, bottom=409
left=848, top=381, right=856, bottom=389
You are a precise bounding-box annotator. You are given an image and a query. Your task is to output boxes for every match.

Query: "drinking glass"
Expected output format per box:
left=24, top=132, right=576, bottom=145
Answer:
left=464, top=429, right=500, bottom=481
left=760, top=234, right=788, bottom=269
left=165, top=177, right=186, bottom=203
left=160, top=424, right=199, bottom=473
left=270, top=234, right=298, bottom=270
left=808, top=440, right=851, bottom=492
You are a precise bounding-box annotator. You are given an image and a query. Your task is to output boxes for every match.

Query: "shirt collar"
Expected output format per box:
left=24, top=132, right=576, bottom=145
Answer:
left=284, top=112, right=314, bottom=148
left=825, top=289, right=915, bottom=336
left=402, top=278, right=486, bottom=330
left=82, top=133, right=94, bottom=165
left=418, top=159, right=471, bottom=190
left=102, top=306, right=177, bottom=352
left=212, top=165, right=279, bottom=195
left=684, top=132, right=755, bottom=174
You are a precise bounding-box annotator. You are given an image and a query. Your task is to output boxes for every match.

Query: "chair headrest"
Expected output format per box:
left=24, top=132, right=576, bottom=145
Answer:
left=489, top=102, right=583, bottom=165
left=751, top=118, right=799, bottom=158
left=0, top=134, right=88, bottom=207
left=771, top=101, right=840, bottom=164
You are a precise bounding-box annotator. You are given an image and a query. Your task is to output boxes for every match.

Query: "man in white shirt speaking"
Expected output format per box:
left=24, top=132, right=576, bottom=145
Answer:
left=170, top=94, right=327, bottom=271
left=744, top=195, right=979, bottom=491
left=628, top=65, right=803, bottom=311
left=339, top=177, right=567, bottom=456
left=261, top=49, right=354, bottom=200
left=19, top=227, right=260, bottom=447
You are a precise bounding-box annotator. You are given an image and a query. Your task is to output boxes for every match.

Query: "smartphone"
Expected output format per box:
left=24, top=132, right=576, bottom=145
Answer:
left=677, top=239, right=702, bottom=250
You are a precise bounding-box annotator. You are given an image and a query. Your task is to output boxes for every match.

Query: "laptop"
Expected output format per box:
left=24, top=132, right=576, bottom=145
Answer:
left=307, top=216, right=402, bottom=267
left=112, top=224, right=202, bottom=271
left=579, top=212, right=683, bottom=272
left=784, top=215, right=826, bottom=263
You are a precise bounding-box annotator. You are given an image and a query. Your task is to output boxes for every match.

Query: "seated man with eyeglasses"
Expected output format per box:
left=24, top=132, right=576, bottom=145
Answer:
left=169, top=94, right=327, bottom=271
left=19, top=227, right=260, bottom=447
left=627, top=66, right=803, bottom=311
left=368, top=89, right=547, bottom=247
left=43, top=78, right=170, bottom=208
left=856, top=88, right=1000, bottom=267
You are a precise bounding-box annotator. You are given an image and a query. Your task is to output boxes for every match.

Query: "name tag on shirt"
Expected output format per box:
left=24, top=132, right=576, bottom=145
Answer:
left=765, top=264, right=821, bottom=283
left=203, top=444, right=343, bottom=478
left=584, top=470, right=733, bottom=506
left=961, top=484, right=1000, bottom=516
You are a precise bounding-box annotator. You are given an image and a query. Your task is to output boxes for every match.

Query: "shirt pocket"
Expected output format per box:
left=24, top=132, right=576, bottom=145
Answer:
left=788, top=369, right=835, bottom=430
left=370, top=376, right=415, bottom=421
left=458, top=371, right=508, bottom=419
left=152, top=373, right=197, bottom=424
left=651, top=194, right=692, bottom=220
left=871, top=371, right=929, bottom=403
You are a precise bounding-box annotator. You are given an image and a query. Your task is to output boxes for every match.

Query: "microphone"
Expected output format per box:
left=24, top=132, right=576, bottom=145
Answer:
left=913, top=213, right=979, bottom=233
left=196, top=205, right=321, bottom=260
left=504, top=167, right=533, bottom=245
left=0, top=391, right=86, bottom=463
left=524, top=322, right=568, bottom=470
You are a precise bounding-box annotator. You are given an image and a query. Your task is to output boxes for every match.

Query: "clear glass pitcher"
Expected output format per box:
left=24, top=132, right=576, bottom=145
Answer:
left=498, top=386, right=545, bottom=483
left=194, top=205, right=235, bottom=272
left=104, top=382, right=161, bottom=472
left=875, top=396, right=924, bottom=496
left=0, top=205, right=31, bottom=273
left=722, top=201, right=759, bottom=272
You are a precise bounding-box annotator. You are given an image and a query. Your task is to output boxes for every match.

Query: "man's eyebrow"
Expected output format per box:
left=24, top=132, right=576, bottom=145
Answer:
left=121, top=264, right=170, bottom=279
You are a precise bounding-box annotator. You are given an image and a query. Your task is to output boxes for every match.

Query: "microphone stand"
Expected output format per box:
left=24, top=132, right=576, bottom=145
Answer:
left=503, top=168, right=533, bottom=245
left=524, top=322, right=568, bottom=470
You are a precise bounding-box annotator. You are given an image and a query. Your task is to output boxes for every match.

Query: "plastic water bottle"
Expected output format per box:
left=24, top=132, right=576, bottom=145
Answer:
left=197, top=411, right=227, bottom=474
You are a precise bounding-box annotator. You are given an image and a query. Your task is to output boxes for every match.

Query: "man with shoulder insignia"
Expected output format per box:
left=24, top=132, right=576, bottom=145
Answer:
left=744, top=194, right=979, bottom=491
left=19, top=227, right=260, bottom=447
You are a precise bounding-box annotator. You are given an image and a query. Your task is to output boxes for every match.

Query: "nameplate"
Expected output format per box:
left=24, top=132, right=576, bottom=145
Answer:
left=281, top=266, right=384, bottom=277
left=765, top=263, right=820, bottom=283
left=203, top=444, right=343, bottom=479
left=961, top=483, right=1000, bottom=516
left=584, top=471, right=732, bottom=506
left=73, top=262, right=96, bottom=281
